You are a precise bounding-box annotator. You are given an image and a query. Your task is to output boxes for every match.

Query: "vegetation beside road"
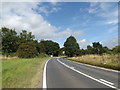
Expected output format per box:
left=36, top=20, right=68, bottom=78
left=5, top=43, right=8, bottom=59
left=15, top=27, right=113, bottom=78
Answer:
left=68, top=54, right=120, bottom=71
left=2, top=57, right=50, bottom=88
left=1, top=27, right=120, bottom=88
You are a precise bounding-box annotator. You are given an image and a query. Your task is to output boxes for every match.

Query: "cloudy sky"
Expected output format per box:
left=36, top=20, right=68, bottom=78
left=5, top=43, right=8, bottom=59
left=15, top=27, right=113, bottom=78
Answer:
left=0, top=1, right=118, bottom=49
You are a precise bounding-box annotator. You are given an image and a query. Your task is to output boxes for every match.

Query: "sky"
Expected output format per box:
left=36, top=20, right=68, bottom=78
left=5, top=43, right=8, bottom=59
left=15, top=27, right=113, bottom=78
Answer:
left=0, top=1, right=119, bottom=49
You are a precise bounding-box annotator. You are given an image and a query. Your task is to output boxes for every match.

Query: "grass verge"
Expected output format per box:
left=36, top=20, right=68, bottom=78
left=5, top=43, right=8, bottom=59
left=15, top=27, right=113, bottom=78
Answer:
left=2, top=57, right=50, bottom=88
left=67, top=54, right=120, bottom=71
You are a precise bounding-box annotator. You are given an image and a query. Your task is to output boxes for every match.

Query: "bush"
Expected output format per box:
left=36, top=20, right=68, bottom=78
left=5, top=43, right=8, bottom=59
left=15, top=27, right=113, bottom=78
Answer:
left=38, top=53, right=48, bottom=58
left=17, top=42, right=38, bottom=58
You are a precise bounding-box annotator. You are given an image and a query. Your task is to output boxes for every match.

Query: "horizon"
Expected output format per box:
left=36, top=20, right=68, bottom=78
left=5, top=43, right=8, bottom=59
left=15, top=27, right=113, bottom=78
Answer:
left=0, top=2, right=118, bottom=49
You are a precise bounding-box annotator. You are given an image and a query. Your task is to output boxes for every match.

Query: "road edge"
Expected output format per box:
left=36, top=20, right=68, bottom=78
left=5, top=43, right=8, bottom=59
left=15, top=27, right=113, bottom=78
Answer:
left=66, top=59, right=120, bottom=73
left=42, top=59, right=50, bottom=88
left=57, top=58, right=118, bottom=89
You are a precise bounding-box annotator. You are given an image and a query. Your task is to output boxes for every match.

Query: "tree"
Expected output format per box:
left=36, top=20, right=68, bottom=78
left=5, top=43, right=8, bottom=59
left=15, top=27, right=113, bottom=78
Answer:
left=112, top=45, right=120, bottom=54
left=87, top=45, right=94, bottom=54
left=92, top=42, right=104, bottom=55
left=18, top=30, right=35, bottom=43
left=103, top=46, right=112, bottom=54
left=38, top=42, right=46, bottom=54
left=41, top=40, right=60, bottom=56
left=58, top=47, right=65, bottom=56
left=64, top=36, right=79, bottom=57
left=1, top=27, right=18, bottom=56
left=17, top=42, right=38, bottom=58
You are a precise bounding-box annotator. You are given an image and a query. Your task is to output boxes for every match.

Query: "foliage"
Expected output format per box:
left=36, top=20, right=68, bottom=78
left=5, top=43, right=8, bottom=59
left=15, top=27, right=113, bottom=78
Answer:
left=1, top=27, right=18, bottom=56
left=38, top=53, right=48, bottom=58
left=41, top=40, right=60, bottom=56
left=68, top=54, right=120, bottom=70
left=38, top=42, right=46, bottom=54
left=18, top=30, right=35, bottom=43
left=1, top=27, right=120, bottom=58
left=112, top=45, right=120, bottom=54
left=58, top=47, right=65, bottom=56
left=64, top=36, right=79, bottom=57
left=86, top=42, right=111, bottom=55
left=92, top=42, right=104, bottom=55
left=17, top=42, right=38, bottom=58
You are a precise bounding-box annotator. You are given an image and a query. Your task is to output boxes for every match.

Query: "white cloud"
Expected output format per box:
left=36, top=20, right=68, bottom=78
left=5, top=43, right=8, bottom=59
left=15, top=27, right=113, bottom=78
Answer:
left=88, top=2, right=118, bottom=25
left=103, top=36, right=119, bottom=49
left=78, top=39, right=90, bottom=49
left=0, top=2, right=83, bottom=41
left=36, top=4, right=61, bottom=16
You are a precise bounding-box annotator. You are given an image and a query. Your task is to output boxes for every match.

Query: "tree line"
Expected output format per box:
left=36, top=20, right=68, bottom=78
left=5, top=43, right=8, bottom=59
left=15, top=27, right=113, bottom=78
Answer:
left=1, top=27, right=120, bottom=58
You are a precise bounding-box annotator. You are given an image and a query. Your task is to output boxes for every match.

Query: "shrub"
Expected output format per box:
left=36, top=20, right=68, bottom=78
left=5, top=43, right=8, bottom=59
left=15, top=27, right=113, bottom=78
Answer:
left=38, top=53, right=48, bottom=58
left=17, top=42, right=38, bottom=58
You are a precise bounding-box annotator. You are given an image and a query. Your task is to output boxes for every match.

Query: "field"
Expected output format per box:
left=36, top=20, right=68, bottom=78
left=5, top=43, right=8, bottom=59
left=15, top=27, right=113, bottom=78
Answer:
left=2, top=57, right=50, bottom=88
left=68, top=54, right=120, bottom=71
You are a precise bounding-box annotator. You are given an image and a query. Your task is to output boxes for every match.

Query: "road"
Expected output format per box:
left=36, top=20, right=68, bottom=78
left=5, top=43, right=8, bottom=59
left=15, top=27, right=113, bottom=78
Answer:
left=43, top=58, right=119, bottom=89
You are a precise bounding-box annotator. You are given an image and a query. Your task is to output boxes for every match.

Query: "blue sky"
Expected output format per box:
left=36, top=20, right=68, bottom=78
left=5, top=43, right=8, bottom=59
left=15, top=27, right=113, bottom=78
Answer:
left=0, top=2, right=118, bottom=49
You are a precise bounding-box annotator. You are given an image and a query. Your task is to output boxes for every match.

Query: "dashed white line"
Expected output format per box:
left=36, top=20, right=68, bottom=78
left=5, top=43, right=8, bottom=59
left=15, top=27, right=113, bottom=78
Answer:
left=57, top=59, right=117, bottom=89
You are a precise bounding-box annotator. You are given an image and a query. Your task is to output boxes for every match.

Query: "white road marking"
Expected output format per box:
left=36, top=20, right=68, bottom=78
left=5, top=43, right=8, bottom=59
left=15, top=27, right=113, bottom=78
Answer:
left=100, top=79, right=114, bottom=85
left=67, top=59, right=119, bottom=73
left=42, top=59, right=50, bottom=88
left=70, top=66, right=74, bottom=69
left=57, top=59, right=117, bottom=89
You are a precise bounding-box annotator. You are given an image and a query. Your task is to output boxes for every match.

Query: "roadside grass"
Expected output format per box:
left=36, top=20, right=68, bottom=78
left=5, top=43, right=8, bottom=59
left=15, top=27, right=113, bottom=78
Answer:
left=2, top=57, right=50, bottom=88
left=68, top=54, right=120, bottom=71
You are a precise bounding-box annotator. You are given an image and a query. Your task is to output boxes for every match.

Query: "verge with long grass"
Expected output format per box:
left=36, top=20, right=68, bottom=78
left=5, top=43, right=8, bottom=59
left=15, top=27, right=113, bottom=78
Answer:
left=68, top=54, right=120, bottom=71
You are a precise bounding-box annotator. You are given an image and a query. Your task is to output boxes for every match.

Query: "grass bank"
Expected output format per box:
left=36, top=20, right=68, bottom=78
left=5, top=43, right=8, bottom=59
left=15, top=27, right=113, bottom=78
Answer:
left=68, top=54, right=120, bottom=71
left=2, top=57, right=50, bottom=88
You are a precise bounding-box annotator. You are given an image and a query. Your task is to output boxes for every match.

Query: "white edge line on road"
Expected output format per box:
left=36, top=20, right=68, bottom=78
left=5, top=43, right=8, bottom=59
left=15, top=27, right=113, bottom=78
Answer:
left=57, top=59, right=117, bottom=89
left=66, top=59, right=119, bottom=73
left=42, top=59, right=50, bottom=88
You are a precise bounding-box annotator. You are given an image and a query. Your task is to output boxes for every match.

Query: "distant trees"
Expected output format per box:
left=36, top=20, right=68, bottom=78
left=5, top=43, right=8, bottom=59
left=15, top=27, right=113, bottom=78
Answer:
left=1, top=27, right=120, bottom=58
left=18, top=30, right=35, bottom=44
left=112, top=45, right=120, bottom=54
left=63, top=36, right=119, bottom=57
left=1, top=27, right=36, bottom=57
left=86, top=42, right=112, bottom=55
left=41, top=40, right=60, bottom=56
left=38, top=42, right=46, bottom=54
left=64, top=36, right=79, bottom=57
left=1, top=27, right=18, bottom=56
left=17, top=42, right=38, bottom=58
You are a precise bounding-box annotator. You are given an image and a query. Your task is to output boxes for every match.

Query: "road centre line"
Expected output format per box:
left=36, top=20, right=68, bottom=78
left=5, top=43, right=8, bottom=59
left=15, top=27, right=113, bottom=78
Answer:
left=100, top=79, right=114, bottom=85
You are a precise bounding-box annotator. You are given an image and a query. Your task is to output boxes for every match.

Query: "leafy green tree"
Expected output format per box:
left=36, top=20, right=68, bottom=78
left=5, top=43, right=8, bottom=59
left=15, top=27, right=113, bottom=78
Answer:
left=1, top=27, right=18, bottom=56
left=75, top=49, right=81, bottom=56
left=87, top=45, right=94, bottom=54
left=112, top=45, right=120, bottom=54
left=92, top=42, right=104, bottom=55
left=103, top=46, right=112, bottom=54
left=17, top=42, right=38, bottom=58
left=18, top=30, right=35, bottom=43
left=58, top=47, right=65, bottom=56
left=64, top=36, right=79, bottom=57
left=38, top=42, right=46, bottom=54
left=41, top=40, right=60, bottom=56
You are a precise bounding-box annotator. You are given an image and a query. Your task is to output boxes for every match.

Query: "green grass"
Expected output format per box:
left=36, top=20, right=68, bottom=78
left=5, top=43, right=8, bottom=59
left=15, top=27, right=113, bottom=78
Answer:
left=68, top=54, right=120, bottom=71
left=2, top=57, right=50, bottom=88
